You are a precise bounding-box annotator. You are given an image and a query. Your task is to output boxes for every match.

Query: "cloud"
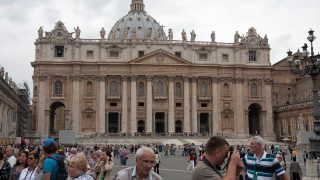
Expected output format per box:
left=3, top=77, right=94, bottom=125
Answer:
left=1, top=0, right=320, bottom=97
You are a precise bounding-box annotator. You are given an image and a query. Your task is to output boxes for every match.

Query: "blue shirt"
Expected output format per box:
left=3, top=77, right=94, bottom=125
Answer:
left=43, top=154, right=59, bottom=180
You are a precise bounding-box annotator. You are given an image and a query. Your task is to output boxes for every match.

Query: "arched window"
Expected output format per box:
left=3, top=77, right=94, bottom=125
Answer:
left=175, top=82, right=182, bottom=97
left=250, top=83, right=258, bottom=97
left=54, top=80, right=62, bottom=95
left=200, top=82, right=207, bottom=96
left=110, top=81, right=118, bottom=96
left=223, top=83, right=229, bottom=96
left=156, top=80, right=164, bottom=96
left=86, top=81, right=93, bottom=95
left=138, top=82, right=145, bottom=97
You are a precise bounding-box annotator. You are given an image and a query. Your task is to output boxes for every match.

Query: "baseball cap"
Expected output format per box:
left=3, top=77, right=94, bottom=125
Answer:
left=42, top=138, right=56, bottom=147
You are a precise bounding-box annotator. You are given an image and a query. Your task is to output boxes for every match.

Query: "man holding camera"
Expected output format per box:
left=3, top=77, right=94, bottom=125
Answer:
left=243, top=136, right=289, bottom=180
left=191, top=136, right=243, bottom=180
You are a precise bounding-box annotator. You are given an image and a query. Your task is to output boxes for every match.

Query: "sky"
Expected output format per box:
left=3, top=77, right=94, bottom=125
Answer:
left=0, top=0, right=320, bottom=95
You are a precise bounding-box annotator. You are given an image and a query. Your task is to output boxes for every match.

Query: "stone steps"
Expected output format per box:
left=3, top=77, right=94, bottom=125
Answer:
left=77, top=137, right=278, bottom=146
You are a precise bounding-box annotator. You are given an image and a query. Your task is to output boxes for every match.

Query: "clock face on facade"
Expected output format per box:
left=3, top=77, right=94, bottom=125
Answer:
left=54, top=31, right=64, bottom=39
left=57, top=31, right=63, bottom=37
left=247, top=36, right=258, bottom=45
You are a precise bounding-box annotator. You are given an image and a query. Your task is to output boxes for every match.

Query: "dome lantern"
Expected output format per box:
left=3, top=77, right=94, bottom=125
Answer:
left=130, top=0, right=145, bottom=12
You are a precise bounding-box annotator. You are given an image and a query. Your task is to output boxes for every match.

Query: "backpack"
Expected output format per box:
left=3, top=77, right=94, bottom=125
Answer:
left=47, top=155, right=68, bottom=180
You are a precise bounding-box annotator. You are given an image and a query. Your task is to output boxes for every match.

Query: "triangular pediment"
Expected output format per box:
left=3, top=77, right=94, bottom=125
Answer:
left=129, top=49, right=192, bottom=65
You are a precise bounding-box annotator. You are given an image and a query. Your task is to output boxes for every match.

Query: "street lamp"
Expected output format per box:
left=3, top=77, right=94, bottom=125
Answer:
left=287, top=29, right=320, bottom=158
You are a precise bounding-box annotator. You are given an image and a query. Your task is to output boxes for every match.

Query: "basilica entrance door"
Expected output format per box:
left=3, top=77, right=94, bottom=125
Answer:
left=108, top=112, right=119, bottom=133
left=200, top=113, right=209, bottom=133
left=137, top=120, right=145, bottom=133
left=49, top=102, right=65, bottom=136
left=248, top=104, right=261, bottom=135
left=155, top=112, right=165, bottom=133
left=175, top=120, right=183, bottom=133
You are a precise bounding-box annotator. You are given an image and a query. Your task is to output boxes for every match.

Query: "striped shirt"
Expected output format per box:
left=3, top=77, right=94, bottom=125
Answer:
left=243, top=151, right=285, bottom=180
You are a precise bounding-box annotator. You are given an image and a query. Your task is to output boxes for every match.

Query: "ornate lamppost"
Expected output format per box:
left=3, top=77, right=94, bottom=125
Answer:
left=287, top=29, right=320, bottom=158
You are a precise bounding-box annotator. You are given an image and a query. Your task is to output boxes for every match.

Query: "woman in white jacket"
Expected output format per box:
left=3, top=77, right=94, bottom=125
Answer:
left=93, top=149, right=114, bottom=180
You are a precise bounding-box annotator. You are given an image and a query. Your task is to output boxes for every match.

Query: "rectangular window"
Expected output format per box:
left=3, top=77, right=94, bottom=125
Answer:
left=138, top=51, right=145, bottom=57
left=138, top=102, right=145, bottom=107
left=110, top=103, right=117, bottom=107
left=249, top=51, right=257, bottom=61
left=199, top=53, right=208, bottom=60
left=222, top=54, right=229, bottom=61
left=86, top=50, right=94, bottom=59
left=109, top=51, right=120, bottom=58
left=175, top=51, right=182, bottom=58
left=55, top=46, right=64, bottom=57
left=201, top=103, right=208, bottom=107
left=176, top=103, right=182, bottom=107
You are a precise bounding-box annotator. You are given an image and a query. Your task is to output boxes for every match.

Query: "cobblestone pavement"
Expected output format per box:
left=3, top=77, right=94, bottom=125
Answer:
left=111, top=147, right=309, bottom=179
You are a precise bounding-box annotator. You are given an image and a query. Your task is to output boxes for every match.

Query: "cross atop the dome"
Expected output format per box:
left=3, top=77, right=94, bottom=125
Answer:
left=130, top=0, right=145, bottom=12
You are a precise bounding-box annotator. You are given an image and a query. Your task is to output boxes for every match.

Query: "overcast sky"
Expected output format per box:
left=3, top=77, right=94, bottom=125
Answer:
left=1, top=0, right=320, bottom=94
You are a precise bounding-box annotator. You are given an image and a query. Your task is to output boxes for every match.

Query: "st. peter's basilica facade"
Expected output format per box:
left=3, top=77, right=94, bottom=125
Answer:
left=31, top=0, right=274, bottom=140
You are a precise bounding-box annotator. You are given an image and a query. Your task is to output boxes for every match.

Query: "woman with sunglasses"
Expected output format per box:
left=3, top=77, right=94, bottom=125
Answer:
left=18, top=151, right=39, bottom=180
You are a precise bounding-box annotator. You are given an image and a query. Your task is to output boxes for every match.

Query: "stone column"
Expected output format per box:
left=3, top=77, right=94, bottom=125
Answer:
left=38, top=75, right=47, bottom=138
left=106, top=112, right=109, bottom=132
left=211, top=77, right=219, bottom=134
left=168, top=76, right=175, bottom=133
left=71, top=75, right=80, bottom=134
left=184, top=77, right=190, bottom=132
left=264, top=79, right=275, bottom=140
left=119, top=113, right=122, bottom=132
left=130, top=76, right=137, bottom=133
left=191, top=77, right=197, bottom=133
left=197, top=113, right=200, bottom=132
left=165, top=112, right=168, bottom=133
left=121, top=76, right=128, bottom=133
left=152, top=113, right=155, bottom=133
left=209, top=113, right=212, bottom=135
left=98, top=76, right=106, bottom=133
left=146, top=76, right=153, bottom=133
left=235, top=77, right=245, bottom=137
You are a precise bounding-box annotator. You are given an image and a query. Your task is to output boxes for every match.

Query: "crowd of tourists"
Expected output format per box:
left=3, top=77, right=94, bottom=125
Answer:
left=0, top=136, right=306, bottom=180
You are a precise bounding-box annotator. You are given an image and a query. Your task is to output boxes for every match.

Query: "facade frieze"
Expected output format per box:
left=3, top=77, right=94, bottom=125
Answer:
left=130, top=65, right=189, bottom=73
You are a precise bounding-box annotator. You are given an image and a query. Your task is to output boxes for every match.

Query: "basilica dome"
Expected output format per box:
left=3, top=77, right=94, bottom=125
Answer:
left=107, top=0, right=167, bottom=41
